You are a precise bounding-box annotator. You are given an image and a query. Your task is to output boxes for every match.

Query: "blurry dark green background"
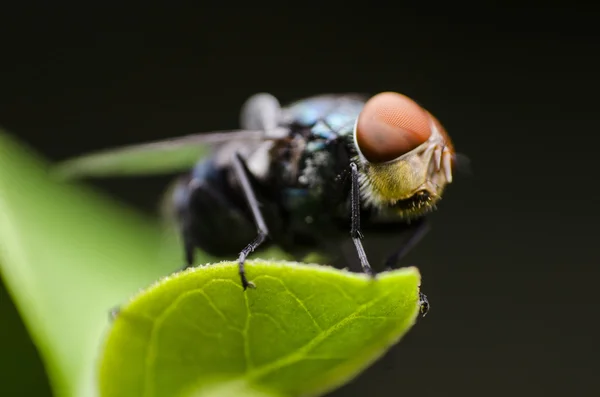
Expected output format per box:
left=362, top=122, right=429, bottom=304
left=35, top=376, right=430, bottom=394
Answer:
left=0, top=5, right=598, bottom=397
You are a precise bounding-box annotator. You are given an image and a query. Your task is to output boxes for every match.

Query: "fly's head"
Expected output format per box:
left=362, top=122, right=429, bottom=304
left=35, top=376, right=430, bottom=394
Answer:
left=353, top=92, right=455, bottom=219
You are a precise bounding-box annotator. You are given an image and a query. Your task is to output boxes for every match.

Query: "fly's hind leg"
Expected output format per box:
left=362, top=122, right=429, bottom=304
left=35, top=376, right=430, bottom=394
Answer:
left=172, top=175, right=200, bottom=270
left=180, top=205, right=198, bottom=271
left=232, top=152, right=270, bottom=290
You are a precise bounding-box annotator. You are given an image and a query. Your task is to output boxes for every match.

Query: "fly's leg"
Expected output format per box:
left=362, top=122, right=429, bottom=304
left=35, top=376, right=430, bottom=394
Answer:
left=171, top=175, right=199, bottom=270
left=180, top=201, right=197, bottom=269
left=349, top=162, right=374, bottom=276
left=382, top=218, right=430, bottom=270
left=382, top=218, right=431, bottom=318
left=232, top=152, right=270, bottom=290
left=419, top=292, right=430, bottom=317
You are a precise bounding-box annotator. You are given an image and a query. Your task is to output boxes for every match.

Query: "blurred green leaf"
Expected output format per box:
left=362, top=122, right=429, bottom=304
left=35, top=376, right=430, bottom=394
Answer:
left=0, top=131, right=193, bottom=396
left=99, top=260, right=421, bottom=397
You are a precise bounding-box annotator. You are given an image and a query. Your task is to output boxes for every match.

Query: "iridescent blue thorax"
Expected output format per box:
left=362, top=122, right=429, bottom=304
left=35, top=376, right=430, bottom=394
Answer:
left=263, top=94, right=368, bottom=242
left=282, top=94, right=367, bottom=142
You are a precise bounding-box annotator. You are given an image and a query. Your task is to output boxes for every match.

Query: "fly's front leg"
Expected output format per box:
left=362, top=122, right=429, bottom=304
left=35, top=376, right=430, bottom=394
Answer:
left=349, top=162, right=374, bottom=276
left=232, top=152, right=270, bottom=290
left=419, top=292, right=430, bottom=317
left=381, top=218, right=431, bottom=318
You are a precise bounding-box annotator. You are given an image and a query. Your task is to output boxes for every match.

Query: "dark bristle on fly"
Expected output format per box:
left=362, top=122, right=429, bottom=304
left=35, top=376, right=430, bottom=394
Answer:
left=393, top=190, right=432, bottom=212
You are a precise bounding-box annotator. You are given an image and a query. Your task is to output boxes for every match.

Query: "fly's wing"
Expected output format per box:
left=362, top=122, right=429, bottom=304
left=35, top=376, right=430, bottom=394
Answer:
left=53, top=128, right=288, bottom=180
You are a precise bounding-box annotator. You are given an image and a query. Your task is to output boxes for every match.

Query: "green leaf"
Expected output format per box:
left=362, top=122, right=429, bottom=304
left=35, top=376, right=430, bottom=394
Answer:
left=0, top=130, right=192, bottom=396
left=99, top=260, right=422, bottom=397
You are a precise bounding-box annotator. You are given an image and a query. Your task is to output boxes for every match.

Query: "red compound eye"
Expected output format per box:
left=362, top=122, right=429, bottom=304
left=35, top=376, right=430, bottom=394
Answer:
left=355, top=92, right=432, bottom=163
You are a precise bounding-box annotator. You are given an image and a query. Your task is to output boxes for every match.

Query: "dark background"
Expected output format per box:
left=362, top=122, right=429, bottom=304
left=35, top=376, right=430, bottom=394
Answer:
left=0, top=5, right=598, bottom=397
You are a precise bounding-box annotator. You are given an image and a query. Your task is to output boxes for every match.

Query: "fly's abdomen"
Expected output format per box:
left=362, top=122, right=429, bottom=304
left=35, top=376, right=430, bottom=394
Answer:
left=172, top=160, right=259, bottom=257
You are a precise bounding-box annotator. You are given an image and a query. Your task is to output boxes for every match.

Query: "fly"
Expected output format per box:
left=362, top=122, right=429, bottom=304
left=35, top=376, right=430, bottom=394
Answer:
left=56, top=92, right=465, bottom=316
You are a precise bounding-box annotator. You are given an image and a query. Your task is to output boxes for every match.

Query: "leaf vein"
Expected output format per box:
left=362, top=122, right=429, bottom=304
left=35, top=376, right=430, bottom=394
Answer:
left=254, top=274, right=323, bottom=332
left=245, top=287, right=395, bottom=381
left=251, top=312, right=287, bottom=334
left=196, top=288, right=243, bottom=333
